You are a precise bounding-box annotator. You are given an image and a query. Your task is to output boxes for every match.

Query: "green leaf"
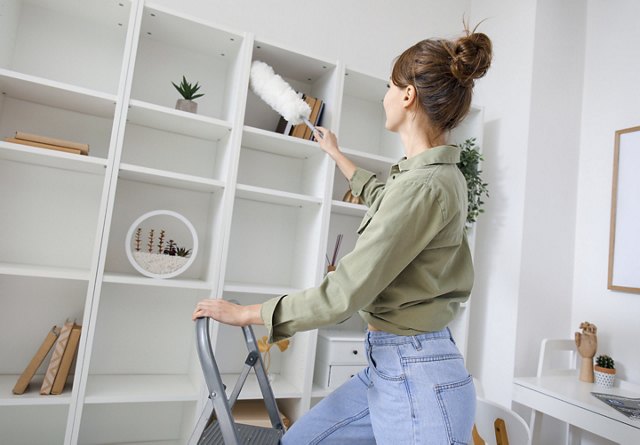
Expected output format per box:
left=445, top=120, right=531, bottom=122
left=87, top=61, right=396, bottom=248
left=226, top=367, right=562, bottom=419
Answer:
left=456, top=137, right=489, bottom=226
left=172, top=75, right=205, bottom=100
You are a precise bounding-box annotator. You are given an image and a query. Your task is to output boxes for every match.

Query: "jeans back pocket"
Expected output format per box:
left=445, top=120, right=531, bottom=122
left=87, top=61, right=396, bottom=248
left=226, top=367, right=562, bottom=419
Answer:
left=434, top=375, right=475, bottom=445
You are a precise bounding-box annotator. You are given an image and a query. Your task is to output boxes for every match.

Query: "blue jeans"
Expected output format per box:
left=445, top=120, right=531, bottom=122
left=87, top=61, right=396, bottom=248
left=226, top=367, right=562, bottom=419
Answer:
left=282, top=328, right=475, bottom=445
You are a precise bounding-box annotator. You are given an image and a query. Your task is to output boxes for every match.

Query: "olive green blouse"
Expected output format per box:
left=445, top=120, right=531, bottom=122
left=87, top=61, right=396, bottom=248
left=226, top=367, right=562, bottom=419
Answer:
left=261, top=145, right=474, bottom=342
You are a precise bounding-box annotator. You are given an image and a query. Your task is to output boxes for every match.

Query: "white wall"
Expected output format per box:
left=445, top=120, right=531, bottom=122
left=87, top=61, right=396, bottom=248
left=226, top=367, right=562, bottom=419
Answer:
left=153, top=0, right=471, bottom=79
left=467, top=0, right=537, bottom=405
left=0, top=0, right=20, bottom=66
left=516, top=0, right=585, bottom=378
left=516, top=2, right=588, bottom=442
left=574, top=0, right=640, bottom=387
left=467, top=0, right=640, bottom=442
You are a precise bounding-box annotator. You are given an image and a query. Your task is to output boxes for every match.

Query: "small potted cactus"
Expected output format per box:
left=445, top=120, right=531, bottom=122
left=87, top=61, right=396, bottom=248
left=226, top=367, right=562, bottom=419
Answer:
left=172, top=75, right=204, bottom=113
left=594, top=355, right=616, bottom=387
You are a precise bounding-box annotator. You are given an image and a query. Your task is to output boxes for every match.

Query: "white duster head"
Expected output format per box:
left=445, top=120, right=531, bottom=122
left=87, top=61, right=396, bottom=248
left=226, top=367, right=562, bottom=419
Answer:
left=250, top=60, right=311, bottom=124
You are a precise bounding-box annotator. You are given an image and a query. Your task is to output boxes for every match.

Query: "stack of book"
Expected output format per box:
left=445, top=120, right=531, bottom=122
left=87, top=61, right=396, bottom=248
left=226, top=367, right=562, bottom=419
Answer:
left=13, top=320, right=82, bottom=396
left=275, top=94, right=325, bottom=140
left=4, top=131, right=89, bottom=155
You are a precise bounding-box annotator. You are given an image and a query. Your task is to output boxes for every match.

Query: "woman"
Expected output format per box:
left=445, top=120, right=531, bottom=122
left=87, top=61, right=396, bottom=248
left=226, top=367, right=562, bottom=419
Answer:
left=193, top=26, right=492, bottom=445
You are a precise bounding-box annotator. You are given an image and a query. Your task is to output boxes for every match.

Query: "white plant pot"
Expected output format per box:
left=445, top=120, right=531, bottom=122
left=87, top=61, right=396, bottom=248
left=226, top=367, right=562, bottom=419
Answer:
left=176, top=99, right=197, bottom=113
left=594, top=368, right=616, bottom=388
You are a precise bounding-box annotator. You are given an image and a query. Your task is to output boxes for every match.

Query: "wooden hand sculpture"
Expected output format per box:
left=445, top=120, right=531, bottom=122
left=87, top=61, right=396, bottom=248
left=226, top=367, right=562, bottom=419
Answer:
left=575, top=321, right=597, bottom=382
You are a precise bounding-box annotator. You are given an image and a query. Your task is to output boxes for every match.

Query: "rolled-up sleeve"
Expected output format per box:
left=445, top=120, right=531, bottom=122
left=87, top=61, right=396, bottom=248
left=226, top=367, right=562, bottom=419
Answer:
left=260, top=179, right=446, bottom=343
left=349, top=168, right=385, bottom=207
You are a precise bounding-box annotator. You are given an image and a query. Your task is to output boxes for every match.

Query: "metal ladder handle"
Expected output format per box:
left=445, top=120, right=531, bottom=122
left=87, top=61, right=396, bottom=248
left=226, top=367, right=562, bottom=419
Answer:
left=194, top=317, right=242, bottom=445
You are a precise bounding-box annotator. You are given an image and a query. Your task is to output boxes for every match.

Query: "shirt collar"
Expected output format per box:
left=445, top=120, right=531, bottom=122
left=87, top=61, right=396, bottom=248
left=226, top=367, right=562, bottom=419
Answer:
left=396, top=145, right=460, bottom=172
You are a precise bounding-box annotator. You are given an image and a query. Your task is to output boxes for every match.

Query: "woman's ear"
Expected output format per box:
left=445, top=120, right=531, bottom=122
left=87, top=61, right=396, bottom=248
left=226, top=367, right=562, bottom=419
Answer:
left=403, top=85, right=417, bottom=109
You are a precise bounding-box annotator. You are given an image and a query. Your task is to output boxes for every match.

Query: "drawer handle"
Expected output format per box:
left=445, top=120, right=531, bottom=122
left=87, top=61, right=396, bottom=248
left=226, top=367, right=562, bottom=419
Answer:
left=352, top=350, right=358, bottom=355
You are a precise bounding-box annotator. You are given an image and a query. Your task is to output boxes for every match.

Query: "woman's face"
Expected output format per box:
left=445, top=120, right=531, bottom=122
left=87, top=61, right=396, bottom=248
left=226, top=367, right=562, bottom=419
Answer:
left=383, top=81, right=406, bottom=132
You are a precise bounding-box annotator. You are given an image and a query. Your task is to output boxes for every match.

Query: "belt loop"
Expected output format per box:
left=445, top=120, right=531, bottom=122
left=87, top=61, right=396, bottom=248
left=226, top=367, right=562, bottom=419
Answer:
left=446, top=327, right=456, bottom=344
left=411, top=335, right=422, bottom=351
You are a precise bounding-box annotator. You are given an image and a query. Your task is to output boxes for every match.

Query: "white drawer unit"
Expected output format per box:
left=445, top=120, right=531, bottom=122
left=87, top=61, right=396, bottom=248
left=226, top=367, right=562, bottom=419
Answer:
left=315, top=364, right=365, bottom=389
left=314, top=330, right=367, bottom=389
left=316, top=329, right=366, bottom=365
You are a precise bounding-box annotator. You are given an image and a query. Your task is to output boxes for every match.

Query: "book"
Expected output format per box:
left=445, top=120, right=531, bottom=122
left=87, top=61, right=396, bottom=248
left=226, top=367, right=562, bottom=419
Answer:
left=12, top=326, right=61, bottom=395
left=40, top=320, right=75, bottom=395
left=50, top=324, right=81, bottom=395
left=291, top=95, right=316, bottom=139
left=312, top=101, right=325, bottom=138
left=275, top=116, right=291, bottom=135
left=303, top=98, right=324, bottom=140
left=591, top=392, right=640, bottom=419
left=5, top=137, right=83, bottom=155
left=14, top=131, right=89, bottom=155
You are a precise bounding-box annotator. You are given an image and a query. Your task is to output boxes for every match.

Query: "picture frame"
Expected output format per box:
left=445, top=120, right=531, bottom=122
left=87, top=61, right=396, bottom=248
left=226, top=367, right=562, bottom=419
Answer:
left=608, top=126, right=640, bottom=293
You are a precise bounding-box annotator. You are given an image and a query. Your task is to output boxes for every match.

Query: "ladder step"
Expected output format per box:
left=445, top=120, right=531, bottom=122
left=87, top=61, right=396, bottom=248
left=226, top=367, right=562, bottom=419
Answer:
left=199, top=420, right=283, bottom=444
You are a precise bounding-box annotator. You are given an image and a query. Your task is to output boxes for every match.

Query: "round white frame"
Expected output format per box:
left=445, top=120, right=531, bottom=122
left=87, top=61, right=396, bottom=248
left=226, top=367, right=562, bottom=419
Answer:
left=125, top=210, right=199, bottom=279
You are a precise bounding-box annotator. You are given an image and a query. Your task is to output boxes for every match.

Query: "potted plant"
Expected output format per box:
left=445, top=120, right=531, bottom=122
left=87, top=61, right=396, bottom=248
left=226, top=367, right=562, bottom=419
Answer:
left=172, top=75, right=204, bottom=113
left=457, top=137, right=489, bottom=226
left=594, top=355, right=616, bottom=387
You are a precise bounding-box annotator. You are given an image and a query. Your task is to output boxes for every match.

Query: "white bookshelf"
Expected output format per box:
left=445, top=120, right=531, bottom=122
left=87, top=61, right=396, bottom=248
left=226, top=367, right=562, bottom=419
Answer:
left=0, top=1, right=484, bottom=443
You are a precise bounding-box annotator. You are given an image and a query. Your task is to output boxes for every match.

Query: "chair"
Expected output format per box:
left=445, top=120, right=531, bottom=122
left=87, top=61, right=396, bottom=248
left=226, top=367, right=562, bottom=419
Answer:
left=530, top=339, right=579, bottom=445
left=536, top=339, right=578, bottom=377
left=474, top=397, right=531, bottom=445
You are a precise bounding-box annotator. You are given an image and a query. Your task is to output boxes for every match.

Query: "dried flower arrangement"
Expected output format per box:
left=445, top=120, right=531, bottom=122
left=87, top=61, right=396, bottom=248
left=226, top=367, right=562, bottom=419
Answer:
left=132, top=227, right=192, bottom=275
left=257, top=335, right=290, bottom=376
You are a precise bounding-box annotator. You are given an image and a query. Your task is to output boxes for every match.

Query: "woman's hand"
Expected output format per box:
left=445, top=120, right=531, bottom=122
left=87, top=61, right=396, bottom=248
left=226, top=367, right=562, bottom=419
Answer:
left=314, top=126, right=340, bottom=157
left=192, top=299, right=263, bottom=326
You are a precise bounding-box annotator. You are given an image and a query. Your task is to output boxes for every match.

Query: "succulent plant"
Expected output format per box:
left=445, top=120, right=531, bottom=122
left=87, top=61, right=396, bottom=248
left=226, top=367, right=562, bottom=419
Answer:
left=595, top=355, right=615, bottom=369
left=175, top=247, right=192, bottom=258
left=172, top=75, right=204, bottom=101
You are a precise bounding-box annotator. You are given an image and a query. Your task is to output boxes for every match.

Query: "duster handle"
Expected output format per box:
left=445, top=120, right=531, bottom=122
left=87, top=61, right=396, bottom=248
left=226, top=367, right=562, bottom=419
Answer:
left=303, top=118, right=323, bottom=139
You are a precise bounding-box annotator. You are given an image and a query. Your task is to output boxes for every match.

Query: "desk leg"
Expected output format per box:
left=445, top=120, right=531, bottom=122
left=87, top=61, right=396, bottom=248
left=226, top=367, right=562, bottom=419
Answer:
left=568, top=425, right=580, bottom=445
left=530, top=409, right=543, bottom=445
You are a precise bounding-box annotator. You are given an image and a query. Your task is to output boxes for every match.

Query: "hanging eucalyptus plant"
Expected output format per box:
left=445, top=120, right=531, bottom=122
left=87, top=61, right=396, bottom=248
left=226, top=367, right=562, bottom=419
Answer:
left=457, top=138, right=489, bottom=226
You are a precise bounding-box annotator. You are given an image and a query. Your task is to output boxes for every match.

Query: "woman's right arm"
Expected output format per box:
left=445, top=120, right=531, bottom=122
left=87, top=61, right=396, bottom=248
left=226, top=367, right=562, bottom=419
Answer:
left=314, top=127, right=385, bottom=206
left=314, top=127, right=356, bottom=180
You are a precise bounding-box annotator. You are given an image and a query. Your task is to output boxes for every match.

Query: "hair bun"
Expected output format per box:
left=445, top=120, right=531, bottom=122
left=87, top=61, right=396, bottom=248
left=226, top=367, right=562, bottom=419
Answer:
left=450, top=32, right=492, bottom=87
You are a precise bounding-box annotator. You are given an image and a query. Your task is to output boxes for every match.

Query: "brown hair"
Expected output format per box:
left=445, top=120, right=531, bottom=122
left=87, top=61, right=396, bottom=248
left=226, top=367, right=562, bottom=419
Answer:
left=391, top=25, right=492, bottom=135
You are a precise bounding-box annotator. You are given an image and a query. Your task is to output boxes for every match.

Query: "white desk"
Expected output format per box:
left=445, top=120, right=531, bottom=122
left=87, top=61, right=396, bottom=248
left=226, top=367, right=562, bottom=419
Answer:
left=513, top=375, right=640, bottom=444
